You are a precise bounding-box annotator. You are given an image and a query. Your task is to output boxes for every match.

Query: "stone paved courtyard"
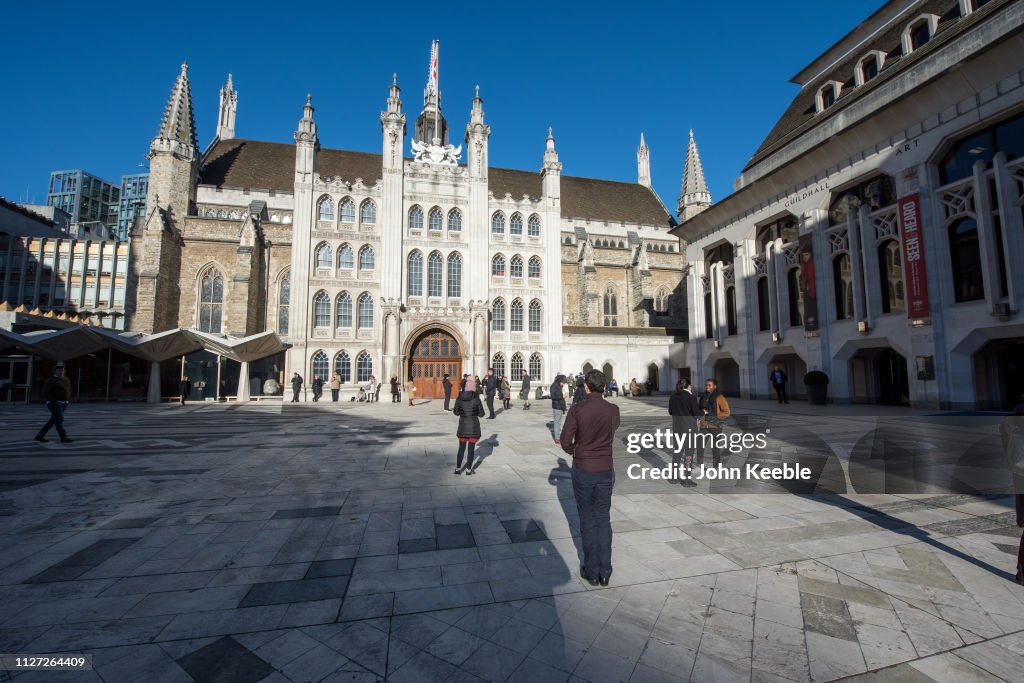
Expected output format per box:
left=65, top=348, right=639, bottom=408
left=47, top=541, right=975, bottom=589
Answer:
left=0, top=396, right=1022, bottom=682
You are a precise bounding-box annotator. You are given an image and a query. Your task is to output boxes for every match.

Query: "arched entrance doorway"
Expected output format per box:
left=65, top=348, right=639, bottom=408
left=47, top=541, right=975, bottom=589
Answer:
left=408, top=328, right=462, bottom=399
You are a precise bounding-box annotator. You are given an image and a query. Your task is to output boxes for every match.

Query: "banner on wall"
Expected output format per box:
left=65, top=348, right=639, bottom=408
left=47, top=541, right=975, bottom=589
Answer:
left=798, top=233, right=819, bottom=332
left=897, top=194, right=930, bottom=319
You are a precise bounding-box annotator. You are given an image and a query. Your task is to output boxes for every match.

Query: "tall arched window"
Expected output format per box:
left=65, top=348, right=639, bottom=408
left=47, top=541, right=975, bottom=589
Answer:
left=603, top=287, right=618, bottom=327
left=428, top=252, right=443, bottom=297
left=528, top=299, right=542, bottom=332
left=510, top=255, right=524, bottom=278
left=510, top=352, right=524, bottom=378
left=334, top=351, right=351, bottom=383
left=356, top=351, right=372, bottom=382
left=199, top=267, right=224, bottom=333
left=492, top=352, right=506, bottom=378
left=277, top=272, right=290, bottom=335
left=447, top=253, right=462, bottom=298
left=833, top=254, right=853, bottom=321
left=655, top=287, right=670, bottom=314
left=317, top=196, right=334, bottom=221
left=528, top=214, right=541, bottom=237
left=491, top=212, right=506, bottom=234
left=359, top=246, right=375, bottom=271
left=787, top=268, right=803, bottom=327
left=336, top=291, right=352, bottom=328
left=428, top=207, right=443, bottom=231
left=878, top=240, right=905, bottom=314
left=510, top=213, right=523, bottom=235
left=757, top=277, right=771, bottom=331
left=407, top=251, right=423, bottom=297
left=337, top=244, right=354, bottom=270
left=529, top=352, right=542, bottom=381
left=492, top=298, right=506, bottom=332
left=704, top=291, right=713, bottom=338
left=949, top=218, right=984, bottom=302
left=339, top=198, right=356, bottom=223
left=491, top=254, right=506, bottom=277
left=408, top=206, right=424, bottom=231
left=528, top=256, right=541, bottom=279
left=725, top=286, right=738, bottom=336
left=448, top=209, right=462, bottom=233
left=313, top=290, right=331, bottom=328
left=510, top=299, right=524, bottom=332
left=311, top=351, right=329, bottom=381
left=360, top=200, right=376, bottom=225
left=357, top=293, right=373, bottom=329
left=315, top=243, right=332, bottom=269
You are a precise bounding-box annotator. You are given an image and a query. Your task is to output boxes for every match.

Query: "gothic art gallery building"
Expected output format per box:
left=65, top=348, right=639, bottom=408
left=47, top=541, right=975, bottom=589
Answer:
left=672, top=0, right=1024, bottom=409
left=127, top=55, right=686, bottom=400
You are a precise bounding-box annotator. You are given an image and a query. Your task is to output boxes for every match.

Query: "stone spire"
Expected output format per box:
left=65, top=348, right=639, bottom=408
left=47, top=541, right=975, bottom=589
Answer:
left=465, top=85, right=489, bottom=178
left=294, top=94, right=318, bottom=180
left=542, top=127, right=561, bottom=200
left=216, top=73, right=237, bottom=141
left=415, top=41, right=447, bottom=146
left=295, top=94, right=318, bottom=143
left=152, top=61, right=198, bottom=157
left=637, top=132, right=651, bottom=188
left=678, top=129, right=711, bottom=221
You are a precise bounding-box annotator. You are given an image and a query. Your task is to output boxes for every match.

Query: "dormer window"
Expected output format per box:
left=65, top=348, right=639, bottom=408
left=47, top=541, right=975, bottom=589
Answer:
left=902, top=15, right=938, bottom=55
left=856, top=51, right=885, bottom=86
left=816, top=81, right=842, bottom=113
left=959, top=0, right=992, bottom=15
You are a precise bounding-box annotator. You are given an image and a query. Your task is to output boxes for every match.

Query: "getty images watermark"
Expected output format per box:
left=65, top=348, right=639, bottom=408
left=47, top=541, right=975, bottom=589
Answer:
left=624, top=429, right=813, bottom=481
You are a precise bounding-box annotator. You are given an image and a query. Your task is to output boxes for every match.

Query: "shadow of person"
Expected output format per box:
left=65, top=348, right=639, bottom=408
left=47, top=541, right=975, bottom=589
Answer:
left=468, top=434, right=499, bottom=472
left=549, top=458, right=584, bottom=569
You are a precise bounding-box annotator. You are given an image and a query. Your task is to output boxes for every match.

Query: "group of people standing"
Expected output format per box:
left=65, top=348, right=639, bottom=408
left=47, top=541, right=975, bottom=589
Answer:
left=668, top=378, right=731, bottom=486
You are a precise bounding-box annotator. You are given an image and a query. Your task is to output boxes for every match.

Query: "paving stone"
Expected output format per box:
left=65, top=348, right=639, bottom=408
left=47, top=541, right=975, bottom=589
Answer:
left=271, top=506, right=341, bottom=520
left=398, top=537, right=437, bottom=554
left=238, top=576, right=349, bottom=608
left=305, top=558, right=355, bottom=579
left=175, top=636, right=276, bottom=683
left=437, top=523, right=476, bottom=550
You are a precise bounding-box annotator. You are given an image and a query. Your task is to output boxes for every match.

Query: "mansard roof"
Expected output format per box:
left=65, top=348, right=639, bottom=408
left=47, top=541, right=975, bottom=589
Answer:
left=200, top=139, right=673, bottom=227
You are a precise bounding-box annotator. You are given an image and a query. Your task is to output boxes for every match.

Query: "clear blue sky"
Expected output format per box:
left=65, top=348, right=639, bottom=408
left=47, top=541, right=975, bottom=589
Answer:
left=0, top=1, right=883, bottom=215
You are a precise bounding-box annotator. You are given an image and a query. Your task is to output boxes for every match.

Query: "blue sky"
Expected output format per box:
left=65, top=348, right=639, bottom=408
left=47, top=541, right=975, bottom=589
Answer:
left=1, top=1, right=883, bottom=215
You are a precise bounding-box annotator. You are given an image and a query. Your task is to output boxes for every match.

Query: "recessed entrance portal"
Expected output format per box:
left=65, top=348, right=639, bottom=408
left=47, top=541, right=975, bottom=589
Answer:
left=848, top=347, right=909, bottom=405
left=972, top=337, right=1024, bottom=409
left=408, top=329, right=462, bottom=399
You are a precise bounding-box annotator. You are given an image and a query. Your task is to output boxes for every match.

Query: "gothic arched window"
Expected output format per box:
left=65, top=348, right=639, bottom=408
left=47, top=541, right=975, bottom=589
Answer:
left=336, top=291, right=352, bottom=328
left=510, top=298, right=524, bottom=332
left=878, top=240, right=905, bottom=314
left=337, top=244, right=354, bottom=270
left=359, top=245, right=375, bottom=271
left=510, top=353, right=524, bottom=378
left=492, top=352, right=506, bottom=378
left=757, top=277, right=771, bottom=331
left=334, top=351, right=351, bottom=383
left=528, top=214, right=541, bottom=237
left=198, top=267, right=224, bottom=333
left=448, top=209, right=462, bottom=233
left=491, top=254, right=506, bottom=277
left=407, top=251, right=423, bottom=297
left=317, top=196, right=334, bottom=221
left=447, top=253, right=462, bottom=298
left=492, top=298, right=506, bottom=332
left=491, top=212, right=506, bottom=234
left=356, top=351, right=373, bottom=382
left=510, top=213, right=523, bottom=235
left=315, top=243, right=332, bottom=269
left=357, top=293, right=373, bottom=329
left=510, top=255, right=524, bottom=279
left=528, top=256, right=541, bottom=279
left=529, top=352, right=542, bottom=380
left=339, top=197, right=356, bottom=223
left=950, top=218, right=984, bottom=302
left=603, top=287, right=618, bottom=327
left=787, top=268, right=803, bottom=327
left=311, top=351, right=329, bottom=381
left=313, top=290, right=331, bottom=328
left=408, top=205, right=424, bottom=231
left=428, top=207, right=443, bottom=231
left=360, top=200, right=376, bottom=225
left=428, top=252, right=443, bottom=297
left=528, top=299, right=542, bottom=332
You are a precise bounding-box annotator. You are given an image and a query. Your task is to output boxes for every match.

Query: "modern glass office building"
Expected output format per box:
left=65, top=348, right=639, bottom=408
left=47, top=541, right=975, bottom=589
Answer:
left=117, top=173, right=148, bottom=240
left=45, top=170, right=120, bottom=236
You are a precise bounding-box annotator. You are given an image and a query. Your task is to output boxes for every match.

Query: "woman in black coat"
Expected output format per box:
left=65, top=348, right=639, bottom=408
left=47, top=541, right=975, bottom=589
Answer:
left=551, top=374, right=567, bottom=444
left=452, top=377, right=486, bottom=475
left=668, top=380, right=701, bottom=486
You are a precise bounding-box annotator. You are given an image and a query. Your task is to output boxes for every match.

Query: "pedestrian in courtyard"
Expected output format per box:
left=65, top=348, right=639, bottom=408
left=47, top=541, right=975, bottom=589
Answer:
left=34, top=362, right=73, bottom=443
left=330, top=372, right=341, bottom=402
left=500, top=375, right=512, bottom=410
left=551, top=373, right=568, bottom=445
left=572, top=375, right=587, bottom=407
left=291, top=372, right=303, bottom=402
left=453, top=376, right=485, bottom=475
left=312, top=376, right=324, bottom=402
left=406, top=379, right=416, bottom=406
left=770, top=365, right=790, bottom=404
left=560, top=369, right=619, bottom=586
left=390, top=375, right=400, bottom=402
left=669, top=379, right=700, bottom=487
left=1001, top=399, right=1024, bottom=585
left=442, top=373, right=453, bottom=411
left=484, top=368, right=498, bottom=419
left=630, top=378, right=641, bottom=397
left=521, top=369, right=531, bottom=410
left=697, top=378, right=730, bottom=466
left=179, top=374, right=191, bottom=406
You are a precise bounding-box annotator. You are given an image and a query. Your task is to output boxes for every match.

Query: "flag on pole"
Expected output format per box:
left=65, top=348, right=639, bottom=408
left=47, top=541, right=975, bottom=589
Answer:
left=427, top=40, right=439, bottom=96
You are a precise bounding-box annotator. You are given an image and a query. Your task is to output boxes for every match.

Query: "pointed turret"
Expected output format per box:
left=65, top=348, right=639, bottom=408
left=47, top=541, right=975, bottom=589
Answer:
left=381, top=74, right=406, bottom=171
left=294, top=94, right=319, bottom=179
left=465, top=85, right=489, bottom=178
left=637, top=132, right=651, bottom=188
left=216, top=73, right=237, bottom=141
left=678, top=129, right=711, bottom=221
left=415, top=40, right=448, bottom=146
left=152, top=62, right=198, bottom=157
left=542, top=127, right=562, bottom=200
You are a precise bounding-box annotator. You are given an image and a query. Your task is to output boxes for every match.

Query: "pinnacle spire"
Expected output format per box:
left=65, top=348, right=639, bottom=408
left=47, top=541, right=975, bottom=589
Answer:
left=637, top=131, right=651, bottom=188
left=678, top=129, right=711, bottom=220
left=217, top=72, right=238, bottom=141
left=155, top=61, right=198, bottom=150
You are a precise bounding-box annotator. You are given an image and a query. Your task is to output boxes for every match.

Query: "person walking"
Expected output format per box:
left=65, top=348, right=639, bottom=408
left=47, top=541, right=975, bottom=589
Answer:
left=484, top=368, right=498, bottom=419
left=312, top=376, right=324, bottom=402
left=35, top=362, right=73, bottom=443
left=442, top=373, right=453, bottom=411
left=453, top=376, right=486, bottom=475
left=291, top=372, right=303, bottom=402
left=551, top=374, right=568, bottom=445
left=770, top=366, right=789, bottom=404
left=520, top=369, right=531, bottom=410
left=406, top=379, right=417, bottom=406
left=390, top=375, right=400, bottom=403
left=500, top=375, right=512, bottom=410
left=1001, top=400, right=1024, bottom=585
left=697, top=378, right=730, bottom=466
left=179, top=375, right=191, bottom=406
left=560, top=369, right=619, bottom=586
left=669, top=380, right=701, bottom=487
left=330, top=372, right=341, bottom=402
left=572, top=375, right=587, bottom=407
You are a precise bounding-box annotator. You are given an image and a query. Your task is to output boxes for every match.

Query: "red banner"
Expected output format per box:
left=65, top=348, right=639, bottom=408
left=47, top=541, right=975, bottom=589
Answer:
left=897, top=194, right=930, bottom=319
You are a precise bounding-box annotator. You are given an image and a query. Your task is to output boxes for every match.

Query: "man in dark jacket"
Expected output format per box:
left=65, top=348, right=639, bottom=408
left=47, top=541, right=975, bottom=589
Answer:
left=179, top=375, right=192, bottom=406
left=561, top=369, right=619, bottom=586
left=291, top=373, right=303, bottom=402
left=35, top=362, right=73, bottom=443
left=551, top=374, right=568, bottom=444
left=669, top=380, right=701, bottom=486
left=442, top=373, right=453, bottom=411
left=572, top=376, right=587, bottom=407
left=312, top=376, right=324, bottom=402
left=770, top=366, right=789, bottom=404
left=520, top=369, right=531, bottom=410
left=484, top=368, right=498, bottom=419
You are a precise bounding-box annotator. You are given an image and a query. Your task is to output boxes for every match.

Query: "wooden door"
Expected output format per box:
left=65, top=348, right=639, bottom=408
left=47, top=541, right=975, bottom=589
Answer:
left=409, top=330, right=462, bottom=399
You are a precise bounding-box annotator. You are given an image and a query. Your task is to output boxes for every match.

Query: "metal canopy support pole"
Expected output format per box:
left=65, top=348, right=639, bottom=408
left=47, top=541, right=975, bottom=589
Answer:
left=105, top=347, right=112, bottom=403
left=237, top=360, right=251, bottom=402
left=147, top=361, right=161, bottom=404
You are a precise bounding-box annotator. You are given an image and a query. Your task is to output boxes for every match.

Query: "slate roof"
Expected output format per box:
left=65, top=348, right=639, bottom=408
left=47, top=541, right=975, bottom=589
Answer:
left=200, top=139, right=672, bottom=227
